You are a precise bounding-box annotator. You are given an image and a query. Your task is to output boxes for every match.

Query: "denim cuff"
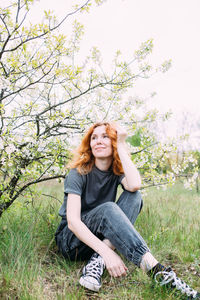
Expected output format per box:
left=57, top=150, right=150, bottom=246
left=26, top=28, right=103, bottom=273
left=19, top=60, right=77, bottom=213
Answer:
left=129, top=244, right=150, bottom=267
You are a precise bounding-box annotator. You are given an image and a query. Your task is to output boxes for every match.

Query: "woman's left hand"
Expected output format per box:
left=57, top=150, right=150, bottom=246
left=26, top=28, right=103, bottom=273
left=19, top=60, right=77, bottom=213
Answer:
left=112, top=123, right=127, bottom=144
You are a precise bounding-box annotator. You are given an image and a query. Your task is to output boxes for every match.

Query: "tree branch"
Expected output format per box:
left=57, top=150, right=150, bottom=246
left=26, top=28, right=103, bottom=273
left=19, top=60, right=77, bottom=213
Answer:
left=1, top=61, right=57, bottom=101
left=131, top=142, right=158, bottom=155
left=0, top=175, right=65, bottom=217
left=2, top=0, right=91, bottom=55
left=141, top=181, right=170, bottom=190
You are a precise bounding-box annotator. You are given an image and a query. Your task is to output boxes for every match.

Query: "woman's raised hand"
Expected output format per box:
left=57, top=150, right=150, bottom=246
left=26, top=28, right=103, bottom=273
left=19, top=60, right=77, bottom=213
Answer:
left=111, top=122, right=127, bottom=144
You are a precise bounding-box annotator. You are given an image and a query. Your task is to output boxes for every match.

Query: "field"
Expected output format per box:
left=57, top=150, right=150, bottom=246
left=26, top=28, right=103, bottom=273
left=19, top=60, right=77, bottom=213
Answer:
left=0, top=181, right=200, bottom=299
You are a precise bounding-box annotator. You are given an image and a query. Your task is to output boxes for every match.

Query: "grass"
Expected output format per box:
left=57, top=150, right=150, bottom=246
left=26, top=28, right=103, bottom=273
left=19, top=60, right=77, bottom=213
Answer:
left=0, top=181, right=200, bottom=299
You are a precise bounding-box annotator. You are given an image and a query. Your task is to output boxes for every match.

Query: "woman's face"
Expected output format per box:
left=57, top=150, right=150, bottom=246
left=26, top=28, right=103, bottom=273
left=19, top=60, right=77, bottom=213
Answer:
left=90, top=125, right=113, bottom=159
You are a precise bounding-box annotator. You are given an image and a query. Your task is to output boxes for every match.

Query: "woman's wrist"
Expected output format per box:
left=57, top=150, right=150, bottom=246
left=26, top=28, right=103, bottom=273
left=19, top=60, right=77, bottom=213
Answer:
left=117, top=140, right=126, bottom=150
left=97, top=243, right=112, bottom=258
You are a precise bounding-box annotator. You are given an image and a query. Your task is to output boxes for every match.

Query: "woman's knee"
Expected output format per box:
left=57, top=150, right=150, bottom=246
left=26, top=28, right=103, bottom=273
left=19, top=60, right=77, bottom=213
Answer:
left=99, top=202, right=122, bottom=218
left=132, top=190, right=143, bottom=212
left=118, top=190, right=143, bottom=212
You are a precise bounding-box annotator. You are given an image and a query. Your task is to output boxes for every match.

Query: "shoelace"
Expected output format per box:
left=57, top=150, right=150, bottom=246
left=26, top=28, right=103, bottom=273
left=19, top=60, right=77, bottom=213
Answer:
left=84, top=255, right=105, bottom=280
left=155, top=269, right=197, bottom=298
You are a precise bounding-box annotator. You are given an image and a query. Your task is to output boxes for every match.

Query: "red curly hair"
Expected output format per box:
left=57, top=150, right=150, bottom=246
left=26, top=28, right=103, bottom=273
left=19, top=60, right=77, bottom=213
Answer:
left=69, top=122, right=124, bottom=175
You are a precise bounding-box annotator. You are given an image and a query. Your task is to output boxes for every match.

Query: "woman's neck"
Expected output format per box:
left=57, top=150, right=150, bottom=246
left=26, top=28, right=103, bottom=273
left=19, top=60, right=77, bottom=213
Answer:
left=94, top=157, right=112, bottom=171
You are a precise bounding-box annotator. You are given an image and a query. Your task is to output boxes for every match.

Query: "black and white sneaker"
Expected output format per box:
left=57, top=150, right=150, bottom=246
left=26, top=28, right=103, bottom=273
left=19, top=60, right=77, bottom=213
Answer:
left=154, top=267, right=200, bottom=299
left=79, top=252, right=105, bottom=292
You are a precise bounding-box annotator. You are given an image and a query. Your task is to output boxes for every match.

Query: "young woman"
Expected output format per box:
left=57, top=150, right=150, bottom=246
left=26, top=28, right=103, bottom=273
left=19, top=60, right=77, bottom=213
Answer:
left=55, top=122, right=199, bottom=299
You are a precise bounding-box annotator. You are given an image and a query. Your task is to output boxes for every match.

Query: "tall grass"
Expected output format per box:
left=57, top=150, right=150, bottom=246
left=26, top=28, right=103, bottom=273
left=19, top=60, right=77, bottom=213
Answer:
left=0, top=182, right=199, bottom=299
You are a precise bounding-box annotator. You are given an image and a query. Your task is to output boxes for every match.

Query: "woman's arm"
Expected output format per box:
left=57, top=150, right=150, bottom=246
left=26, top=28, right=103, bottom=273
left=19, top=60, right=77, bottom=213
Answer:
left=67, top=193, right=108, bottom=254
left=115, top=125, right=141, bottom=192
left=67, top=193, right=127, bottom=277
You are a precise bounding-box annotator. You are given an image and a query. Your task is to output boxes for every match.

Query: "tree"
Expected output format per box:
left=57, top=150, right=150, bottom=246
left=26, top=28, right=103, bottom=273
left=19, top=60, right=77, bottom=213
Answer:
left=0, top=0, right=174, bottom=217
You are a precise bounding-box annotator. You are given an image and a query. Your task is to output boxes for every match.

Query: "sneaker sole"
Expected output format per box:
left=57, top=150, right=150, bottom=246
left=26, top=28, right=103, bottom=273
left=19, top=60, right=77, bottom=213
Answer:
left=79, top=277, right=101, bottom=292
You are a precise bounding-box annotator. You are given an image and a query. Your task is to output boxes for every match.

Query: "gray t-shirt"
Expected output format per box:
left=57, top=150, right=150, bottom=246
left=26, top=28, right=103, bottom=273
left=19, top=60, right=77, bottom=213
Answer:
left=58, top=166, right=125, bottom=219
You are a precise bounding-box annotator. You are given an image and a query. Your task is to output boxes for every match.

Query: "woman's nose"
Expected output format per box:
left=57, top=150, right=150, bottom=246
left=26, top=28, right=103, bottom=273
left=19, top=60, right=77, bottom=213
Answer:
left=96, top=137, right=103, bottom=143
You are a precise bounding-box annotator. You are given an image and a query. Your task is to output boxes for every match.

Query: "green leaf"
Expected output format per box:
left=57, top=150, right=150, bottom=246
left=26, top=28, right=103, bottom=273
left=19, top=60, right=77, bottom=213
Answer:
left=127, top=131, right=142, bottom=147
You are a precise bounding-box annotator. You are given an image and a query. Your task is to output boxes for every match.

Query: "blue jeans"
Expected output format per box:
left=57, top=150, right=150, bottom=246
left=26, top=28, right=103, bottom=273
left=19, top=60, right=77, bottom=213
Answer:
left=55, top=190, right=149, bottom=267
